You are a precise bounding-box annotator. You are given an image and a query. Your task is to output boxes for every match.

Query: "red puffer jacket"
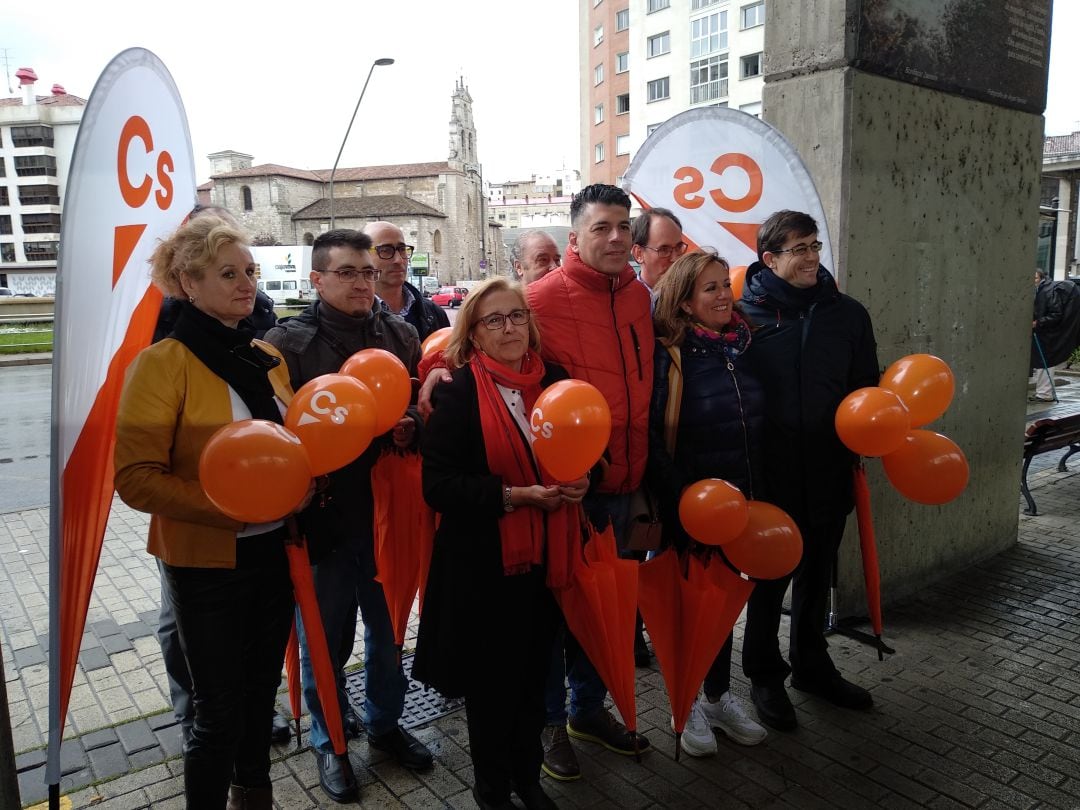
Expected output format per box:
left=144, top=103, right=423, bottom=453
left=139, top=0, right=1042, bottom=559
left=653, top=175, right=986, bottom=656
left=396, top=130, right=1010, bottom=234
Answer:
left=527, top=247, right=653, bottom=494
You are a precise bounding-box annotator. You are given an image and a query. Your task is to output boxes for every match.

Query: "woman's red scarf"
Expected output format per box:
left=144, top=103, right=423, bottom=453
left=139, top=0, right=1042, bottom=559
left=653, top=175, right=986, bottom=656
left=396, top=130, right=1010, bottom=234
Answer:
left=470, top=350, right=577, bottom=589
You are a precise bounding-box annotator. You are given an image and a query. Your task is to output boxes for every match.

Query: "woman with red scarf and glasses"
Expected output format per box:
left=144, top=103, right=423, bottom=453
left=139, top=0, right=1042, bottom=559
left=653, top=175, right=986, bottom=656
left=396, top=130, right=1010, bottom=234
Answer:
left=414, top=277, right=588, bottom=810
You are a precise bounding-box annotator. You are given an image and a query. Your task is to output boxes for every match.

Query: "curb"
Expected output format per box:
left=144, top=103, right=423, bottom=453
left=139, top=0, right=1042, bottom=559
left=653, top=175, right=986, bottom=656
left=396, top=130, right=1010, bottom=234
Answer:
left=0, top=353, right=51, bottom=367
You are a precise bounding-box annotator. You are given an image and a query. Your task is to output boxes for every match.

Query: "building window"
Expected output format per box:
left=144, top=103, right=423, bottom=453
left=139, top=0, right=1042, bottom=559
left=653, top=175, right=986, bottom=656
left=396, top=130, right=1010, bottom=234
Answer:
left=594, top=63, right=604, bottom=85
left=0, top=187, right=8, bottom=206
left=1, top=243, right=14, bottom=263
left=594, top=0, right=602, bottom=6
left=647, top=31, right=671, bottom=58
left=692, top=0, right=718, bottom=8
left=10, top=125, right=54, bottom=148
left=616, top=8, right=630, bottom=30
left=595, top=103, right=605, bottom=124
left=616, top=51, right=630, bottom=73
left=647, top=77, right=670, bottom=102
left=741, top=1, right=765, bottom=29
left=741, top=52, right=763, bottom=78
left=691, top=12, right=727, bottom=58
left=433, top=229, right=442, bottom=253
left=616, top=93, right=631, bottom=114
left=14, top=155, right=58, bottom=177
left=647, top=0, right=669, bottom=12
left=739, top=101, right=762, bottom=117
left=17, top=184, right=60, bottom=206
left=616, top=135, right=630, bottom=155
left=594, top=24, right=604, bottom=46
left=23, top=240, right=59, bottom=261
left=21, top=213, right=62, bottom=233
left=595, top=142, right=606, bottom=163
left=242, top=185, right=253, bottom=211
left=0, top=158, right=5, bottom=178
left=690, top=56, right=729, bottom=103
left=0, top=215, right=11, bottom=235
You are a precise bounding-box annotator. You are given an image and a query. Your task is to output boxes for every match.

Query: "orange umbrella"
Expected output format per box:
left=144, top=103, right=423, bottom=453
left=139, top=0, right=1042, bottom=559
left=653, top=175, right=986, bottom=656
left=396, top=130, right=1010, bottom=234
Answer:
left=638, top=550, right=754, bottom=760
left=852, top=463, right=893, bottom=660
left=284, top=620, right=302, bottom=748
left=552, top=519, right=640, bottom=753
left=371, top=450, right=436, bottom=645
left=284, top=518, right=346, bottom=755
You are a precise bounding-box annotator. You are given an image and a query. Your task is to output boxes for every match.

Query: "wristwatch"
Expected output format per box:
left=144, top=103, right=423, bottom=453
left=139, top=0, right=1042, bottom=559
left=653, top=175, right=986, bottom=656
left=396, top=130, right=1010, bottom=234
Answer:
left=503, top=485, right=515, bottom=512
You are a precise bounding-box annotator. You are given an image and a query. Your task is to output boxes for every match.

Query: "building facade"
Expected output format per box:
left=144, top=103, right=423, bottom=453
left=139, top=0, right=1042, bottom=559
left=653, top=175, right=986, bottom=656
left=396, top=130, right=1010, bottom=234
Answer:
left=1041, top=131, right=1080, bottom=279
left=0, top=68, right=85, bottom=295
left=580, top=0, right=766, bottom=186
left=205, top=81, right=502, bottom=284
left=486, top=168, right=582, bottom=230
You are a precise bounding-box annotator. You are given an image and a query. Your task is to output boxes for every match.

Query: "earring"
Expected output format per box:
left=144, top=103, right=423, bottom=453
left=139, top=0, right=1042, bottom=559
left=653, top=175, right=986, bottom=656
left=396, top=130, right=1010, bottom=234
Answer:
left=188, top=296, right=196, bottom=303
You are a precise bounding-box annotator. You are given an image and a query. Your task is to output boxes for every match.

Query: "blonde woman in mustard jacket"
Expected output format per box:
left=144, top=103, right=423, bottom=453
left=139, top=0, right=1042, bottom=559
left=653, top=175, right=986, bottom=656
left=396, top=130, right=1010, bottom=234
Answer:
left=115, top=215, right=307, bottom=810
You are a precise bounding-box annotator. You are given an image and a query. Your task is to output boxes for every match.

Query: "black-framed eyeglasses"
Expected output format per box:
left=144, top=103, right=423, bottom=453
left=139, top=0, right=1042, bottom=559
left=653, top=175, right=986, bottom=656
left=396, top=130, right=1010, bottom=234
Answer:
left=371, top=243, right=415, bottom=260
left=477, top=309, right=531, bottom=330
left=772, top=241, right=823, bottom=257
left=643, top=242, right=688, bottom=259
left=322, top=268, right=380, bottom=283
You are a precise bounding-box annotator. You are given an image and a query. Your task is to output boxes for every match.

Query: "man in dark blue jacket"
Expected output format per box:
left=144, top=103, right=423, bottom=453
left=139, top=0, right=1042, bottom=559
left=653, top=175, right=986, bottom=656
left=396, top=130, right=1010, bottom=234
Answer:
left=739, top=210, right=879, bottom=731
left=365, top=221, right=450, bottom=342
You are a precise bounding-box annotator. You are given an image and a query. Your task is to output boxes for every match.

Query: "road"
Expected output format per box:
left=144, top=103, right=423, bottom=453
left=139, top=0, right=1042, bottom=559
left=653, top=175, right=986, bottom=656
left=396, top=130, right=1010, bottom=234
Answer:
left=0, top=364, right=51, bottom=513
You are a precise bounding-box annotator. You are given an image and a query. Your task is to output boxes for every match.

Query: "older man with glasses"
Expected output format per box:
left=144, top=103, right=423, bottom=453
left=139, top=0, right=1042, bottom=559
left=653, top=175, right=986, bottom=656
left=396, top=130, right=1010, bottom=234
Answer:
left=364, top=220, right=450, bottom=342
left=263, top=229, right=433, bottom=804
left=630, top=207, right=688, bottom=294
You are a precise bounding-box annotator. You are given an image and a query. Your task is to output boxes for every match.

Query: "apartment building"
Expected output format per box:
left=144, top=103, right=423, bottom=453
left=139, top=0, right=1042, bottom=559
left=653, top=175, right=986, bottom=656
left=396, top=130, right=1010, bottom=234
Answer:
left=0, top=68, right=85, bottom=295
left=580, top=0, right=766, bottom=186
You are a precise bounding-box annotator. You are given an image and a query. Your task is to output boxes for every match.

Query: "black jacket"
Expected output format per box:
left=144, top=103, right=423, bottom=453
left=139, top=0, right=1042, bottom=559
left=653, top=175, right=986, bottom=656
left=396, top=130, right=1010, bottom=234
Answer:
left=413, top=362, right=566, bottom=697
left=152, top=290, right=278, bottom=343
left=380, top=281, right=450, bottom=343
left=740, top=262, right=879, bottom=526
left=646, top=332, right=765, bottom=551
left=1032, top=278, right=1080, bottom=368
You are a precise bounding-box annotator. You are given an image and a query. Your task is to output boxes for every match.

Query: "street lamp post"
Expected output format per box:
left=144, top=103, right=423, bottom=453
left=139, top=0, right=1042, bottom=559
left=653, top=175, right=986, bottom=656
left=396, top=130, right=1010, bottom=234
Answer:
left=329, top=57, right=394, bottom=229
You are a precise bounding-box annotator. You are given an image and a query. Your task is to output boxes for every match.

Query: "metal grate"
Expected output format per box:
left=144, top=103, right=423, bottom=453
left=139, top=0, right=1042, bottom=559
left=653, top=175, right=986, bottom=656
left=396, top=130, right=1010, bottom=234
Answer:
left=344, top=653, right=464, bottom=730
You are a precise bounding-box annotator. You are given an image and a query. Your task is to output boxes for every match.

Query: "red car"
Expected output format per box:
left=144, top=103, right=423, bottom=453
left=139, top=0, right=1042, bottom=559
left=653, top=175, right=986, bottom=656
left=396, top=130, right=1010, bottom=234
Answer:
left=432, top=286, right=468, bottom=307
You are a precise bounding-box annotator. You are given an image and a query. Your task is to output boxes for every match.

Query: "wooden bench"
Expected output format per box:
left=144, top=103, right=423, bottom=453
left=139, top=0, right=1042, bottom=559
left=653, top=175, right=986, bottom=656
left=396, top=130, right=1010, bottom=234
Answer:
left=1021, top=412, right=1080, bottom=515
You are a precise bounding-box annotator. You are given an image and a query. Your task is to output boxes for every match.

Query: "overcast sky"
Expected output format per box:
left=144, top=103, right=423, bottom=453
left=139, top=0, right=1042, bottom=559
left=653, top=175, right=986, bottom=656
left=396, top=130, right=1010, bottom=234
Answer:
left=5, top=0, right=1078, bottom=185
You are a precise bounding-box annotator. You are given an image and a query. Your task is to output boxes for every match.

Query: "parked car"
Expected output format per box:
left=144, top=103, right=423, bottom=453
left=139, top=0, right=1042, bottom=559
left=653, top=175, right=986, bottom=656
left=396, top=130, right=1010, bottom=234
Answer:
left=0, top=288, right=13, bottom=296
left=431, top=286, right=468, bottom=308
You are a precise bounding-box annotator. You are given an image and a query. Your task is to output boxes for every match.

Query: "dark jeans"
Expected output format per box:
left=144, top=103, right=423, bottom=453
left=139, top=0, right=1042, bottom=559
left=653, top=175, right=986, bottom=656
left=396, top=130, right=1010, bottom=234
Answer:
left=743, top=515, right=848, bottom=686
left=157, top=558, right=194, bottom=734
left=702, top=635, right=734, bottom=699
left=163, top=540, right=294, bottom=810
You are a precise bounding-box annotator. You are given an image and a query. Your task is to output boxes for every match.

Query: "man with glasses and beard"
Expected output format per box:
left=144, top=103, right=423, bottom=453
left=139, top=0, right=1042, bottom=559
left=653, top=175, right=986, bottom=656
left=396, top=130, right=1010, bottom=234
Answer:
left=364, top=221, right=449, bottom=342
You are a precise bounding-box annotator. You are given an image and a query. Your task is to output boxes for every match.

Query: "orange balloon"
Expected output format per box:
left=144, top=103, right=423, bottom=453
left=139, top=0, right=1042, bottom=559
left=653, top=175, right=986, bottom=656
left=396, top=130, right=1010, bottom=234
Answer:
left=421, top=327, right=453, bottom=358
left=880, top=354, right=955, bottom=428
left=729, top=265, right=747, bottom=301
left=530, top=380, right=612, bottom=481
left=722, top=501, right=803, bottom=580
left=340, top=348, right=412, bottom=435
left=286, top=374, right=378, bottom=476
left=834, top=387, right=911, bottom=457
left=881, top=430, right=969, bottom=505
left=678, top=478, right=749, bottom=546
left=199, top=420, right=312, bottom=523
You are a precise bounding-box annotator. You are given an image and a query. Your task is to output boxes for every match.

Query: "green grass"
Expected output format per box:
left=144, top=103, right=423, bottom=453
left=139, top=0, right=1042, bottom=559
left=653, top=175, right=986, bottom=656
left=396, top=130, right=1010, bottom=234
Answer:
left=0, top=325, right=52, bottom=354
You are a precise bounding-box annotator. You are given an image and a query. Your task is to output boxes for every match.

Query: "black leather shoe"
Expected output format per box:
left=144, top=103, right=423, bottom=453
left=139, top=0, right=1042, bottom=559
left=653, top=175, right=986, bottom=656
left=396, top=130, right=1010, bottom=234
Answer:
left=270, top=712, right=291, bottom=745
left=512, top=781, right=559, bottom=810
left=343, top=706, right=363, bottom=740
left=792, top=672, right=873, bottom=710
left=315, top=751, right=358, bottom=803
left=368, top=726, right=434, bottom=771
left=750, top=682, right=797, bottom=731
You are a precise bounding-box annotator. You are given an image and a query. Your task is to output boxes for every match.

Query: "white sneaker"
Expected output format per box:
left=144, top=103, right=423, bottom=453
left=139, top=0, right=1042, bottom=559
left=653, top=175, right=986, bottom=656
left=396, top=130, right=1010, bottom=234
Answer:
left=671, top=698, right=717, bottom=757
left=701, top=691, right=768, bottom=746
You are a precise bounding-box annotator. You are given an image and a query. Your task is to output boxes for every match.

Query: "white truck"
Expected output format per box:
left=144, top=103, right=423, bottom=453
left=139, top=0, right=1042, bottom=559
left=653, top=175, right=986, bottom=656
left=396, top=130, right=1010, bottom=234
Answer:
left=251, top=246, right=314, bottom=304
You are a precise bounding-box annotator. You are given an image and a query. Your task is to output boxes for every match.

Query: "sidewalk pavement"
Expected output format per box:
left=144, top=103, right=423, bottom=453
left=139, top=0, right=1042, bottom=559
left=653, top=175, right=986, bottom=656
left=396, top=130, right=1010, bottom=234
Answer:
left=3, top=388, right=1080, bottom=808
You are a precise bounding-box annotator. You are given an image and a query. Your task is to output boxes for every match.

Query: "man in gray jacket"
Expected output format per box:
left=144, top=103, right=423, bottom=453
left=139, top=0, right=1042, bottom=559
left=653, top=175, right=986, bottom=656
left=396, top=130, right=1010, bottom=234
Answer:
left=263, top=229, right=431, bottom=804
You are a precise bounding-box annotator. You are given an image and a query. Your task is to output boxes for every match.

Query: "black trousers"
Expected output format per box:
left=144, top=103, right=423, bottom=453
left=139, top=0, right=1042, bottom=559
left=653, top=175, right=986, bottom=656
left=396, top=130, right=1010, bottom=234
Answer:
left=742, top=515, right=848, bottom=686
left=464, top=569, right=560, bottom=804
left=163, top=539, right=294, bottom=810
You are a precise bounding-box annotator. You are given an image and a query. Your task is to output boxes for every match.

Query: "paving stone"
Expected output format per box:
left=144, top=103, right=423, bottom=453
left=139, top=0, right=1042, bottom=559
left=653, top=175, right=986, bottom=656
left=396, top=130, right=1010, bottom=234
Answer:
left=14, top=746, right=46, bottom=773
left=116, top=718, right=158, bottom=755
left=81, top=726, right=119, bottom=752
left=78, top=646, right=112, bottom=671
left=128, top=744, right=166, bottom=770
left=155, top=726, right=184, bottom=759
left=13, top=644, right=46, bottom=668
left=119, top=620, right=151, bottom=641
left=89, top=618, right=121, bottom=638
left=147, top=710, right=179, bottom=731
left=100, top=633, right=134, bottom=654
left=87, top=741, right=130, bottom=780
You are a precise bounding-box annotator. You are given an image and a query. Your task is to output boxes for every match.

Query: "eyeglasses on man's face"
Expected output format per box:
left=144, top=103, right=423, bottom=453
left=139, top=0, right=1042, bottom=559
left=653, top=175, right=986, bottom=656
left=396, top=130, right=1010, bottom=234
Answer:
left=643, top=241, right=688, bottom=259
left=323, top=268, right=380, bottom=284
left=773, top=241, right=823, bottom=258
left=477, top=309, right=531, bottom=330
left=371, top=243, right=415, bottom=260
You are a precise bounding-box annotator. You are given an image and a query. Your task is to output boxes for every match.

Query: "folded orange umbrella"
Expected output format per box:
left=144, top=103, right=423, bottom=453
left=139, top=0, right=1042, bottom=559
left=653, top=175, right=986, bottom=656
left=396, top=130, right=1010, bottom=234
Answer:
left=639, top=550, right=754, bottom=760
left=284, top=518, right=346, bottom=755
left=371, top=449, right=436, bottom=646
left=284, top=620, right=302, bottom=748
left=853, top=463, right=890, bottom=660
left=552, top=518, right=640, bottom=754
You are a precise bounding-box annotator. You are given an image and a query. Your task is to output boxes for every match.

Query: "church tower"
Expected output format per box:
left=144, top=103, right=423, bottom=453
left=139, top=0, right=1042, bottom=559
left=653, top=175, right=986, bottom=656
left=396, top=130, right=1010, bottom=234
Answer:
left=447, top=78, right=478, bottom=171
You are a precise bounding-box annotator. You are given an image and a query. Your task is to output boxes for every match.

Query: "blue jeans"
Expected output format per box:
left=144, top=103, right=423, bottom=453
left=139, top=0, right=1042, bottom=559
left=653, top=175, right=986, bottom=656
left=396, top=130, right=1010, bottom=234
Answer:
left=298, top=531, right=406, bottom=752
left=157, top=558, right=194, bottom=734
left=543, top=492, right=632, bottom=723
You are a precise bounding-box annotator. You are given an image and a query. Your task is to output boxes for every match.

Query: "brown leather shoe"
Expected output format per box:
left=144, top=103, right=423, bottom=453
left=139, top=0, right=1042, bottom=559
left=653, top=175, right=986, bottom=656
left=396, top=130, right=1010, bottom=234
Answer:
left=540, top=723, right=580, bottom=781
left=567, top=709, right=651, bottom=756
left=226, top=784, right=272, bottom=810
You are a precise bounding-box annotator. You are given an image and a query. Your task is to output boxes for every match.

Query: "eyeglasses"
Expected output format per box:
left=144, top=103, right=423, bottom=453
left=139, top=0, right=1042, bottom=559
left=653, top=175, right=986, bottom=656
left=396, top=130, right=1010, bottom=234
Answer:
left=371, top=244, right=415, bottom=260
left=323, top=268, right=380, bottom=283
left=642, top=242, right=688, bottom=259
left=772, top=241, right=823, bottom=257
left=477, top=309, right=531, bottom=330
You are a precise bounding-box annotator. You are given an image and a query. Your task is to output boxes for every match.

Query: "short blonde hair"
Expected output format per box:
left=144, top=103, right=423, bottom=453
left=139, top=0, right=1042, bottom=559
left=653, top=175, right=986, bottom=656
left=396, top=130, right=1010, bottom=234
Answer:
left=444, top=277, right=541, bottom=368
left=653, top=250, right=734, bottom=348
left=149, top=216, right=249, bottom=299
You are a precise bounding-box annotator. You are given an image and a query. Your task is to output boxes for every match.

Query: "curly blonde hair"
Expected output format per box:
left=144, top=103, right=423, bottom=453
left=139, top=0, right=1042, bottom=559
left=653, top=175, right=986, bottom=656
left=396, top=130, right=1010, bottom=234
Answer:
left=149, top=215, right=249, bottom=299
